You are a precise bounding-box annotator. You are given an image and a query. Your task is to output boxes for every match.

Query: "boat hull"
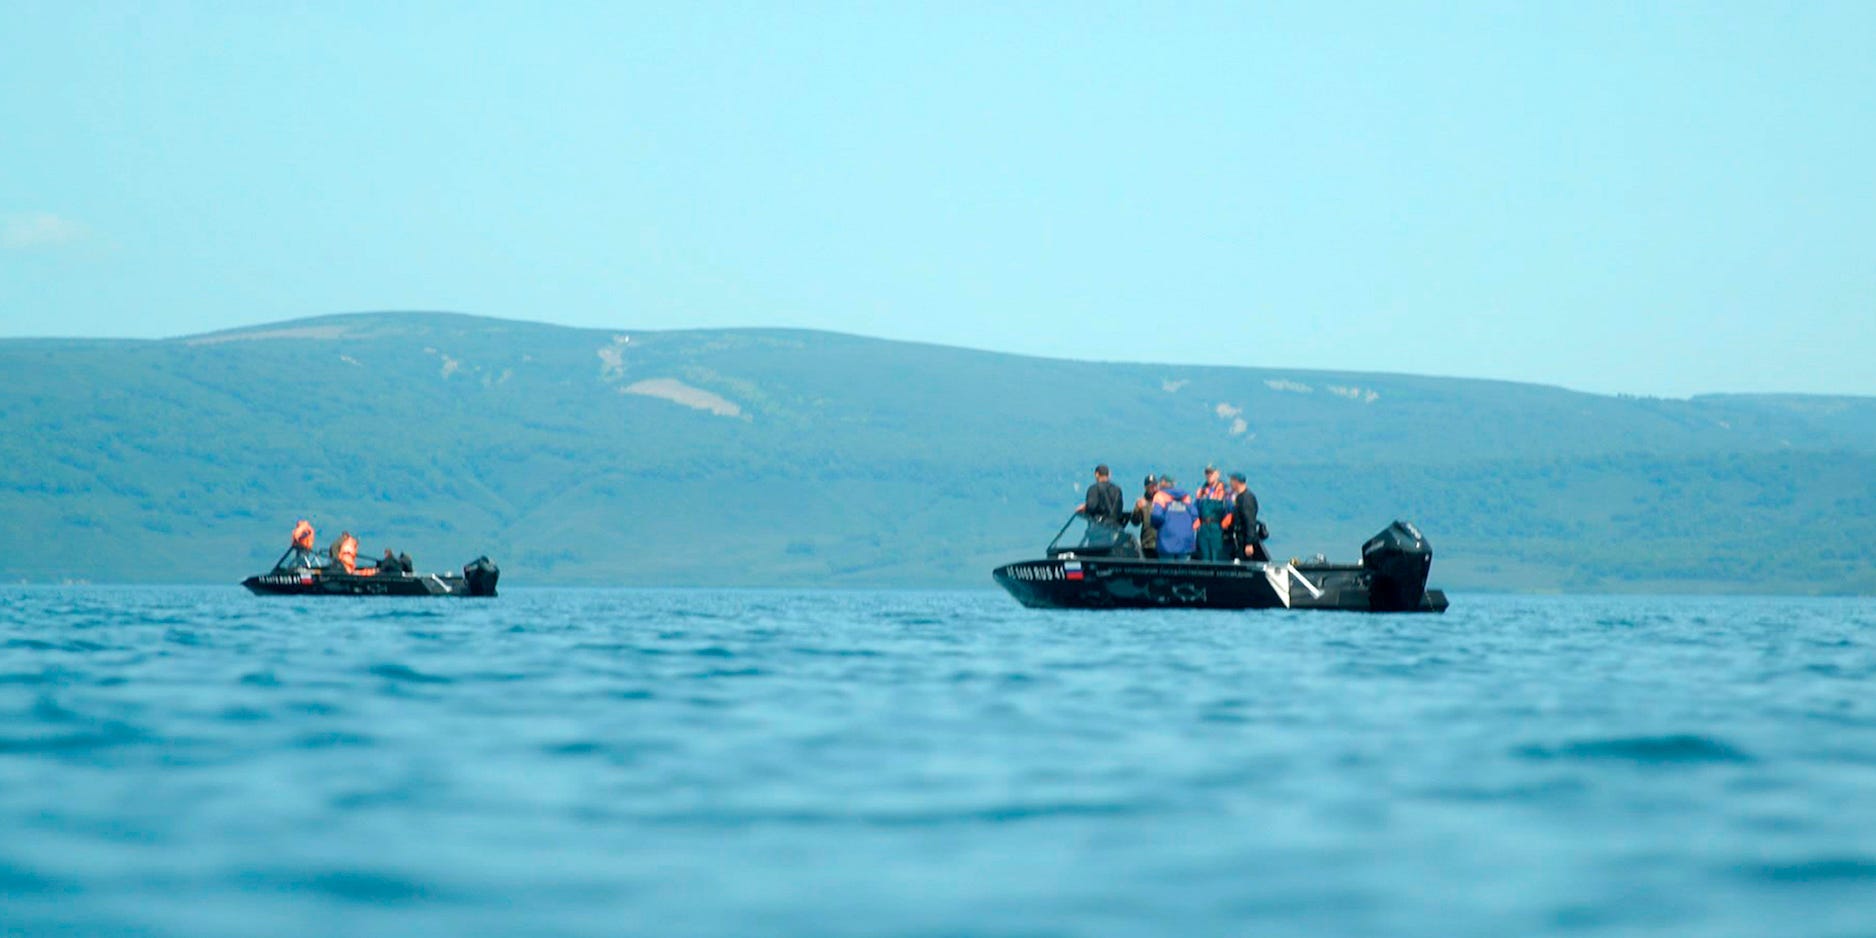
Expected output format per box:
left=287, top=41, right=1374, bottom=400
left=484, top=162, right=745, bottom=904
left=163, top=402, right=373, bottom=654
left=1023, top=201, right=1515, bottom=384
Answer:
left=992, top=557, right=1446, bottom=613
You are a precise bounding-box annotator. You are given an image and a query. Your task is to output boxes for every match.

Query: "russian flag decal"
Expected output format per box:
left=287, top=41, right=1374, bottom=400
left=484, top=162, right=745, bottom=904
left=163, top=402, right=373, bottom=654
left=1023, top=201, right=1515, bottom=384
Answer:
left=1064, top=561, right=1084, bottom=581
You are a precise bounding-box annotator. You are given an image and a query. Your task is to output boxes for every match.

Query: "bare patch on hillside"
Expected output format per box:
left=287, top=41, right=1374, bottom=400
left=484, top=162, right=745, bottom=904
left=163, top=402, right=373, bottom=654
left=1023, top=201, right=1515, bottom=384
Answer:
left=187, top=326, right=350, bottom=346
left=623, top=378, right=744, bottom=418
left=597, top=335, right=631, bottom=381
left=1327, top=385, right=1381, bottom=403
left=1214, top=403, right=1250, bottom=436
left=422, top=347, right=462, bottom=378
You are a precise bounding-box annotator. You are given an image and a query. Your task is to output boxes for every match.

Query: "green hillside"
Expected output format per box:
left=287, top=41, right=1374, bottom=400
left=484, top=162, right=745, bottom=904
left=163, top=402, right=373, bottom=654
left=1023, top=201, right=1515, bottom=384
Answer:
left=3, top=312, right=1873, bottom=592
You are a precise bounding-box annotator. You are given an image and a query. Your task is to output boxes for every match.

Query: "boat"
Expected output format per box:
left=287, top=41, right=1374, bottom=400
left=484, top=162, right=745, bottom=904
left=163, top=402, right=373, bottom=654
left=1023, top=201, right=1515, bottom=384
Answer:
left=243, top=552, right=500, bottom=597
left=992, top=517, right=1447, bottom=613
left=242, top=522, right=499, bottom=597
left=242, top=555, right=500, bottom=597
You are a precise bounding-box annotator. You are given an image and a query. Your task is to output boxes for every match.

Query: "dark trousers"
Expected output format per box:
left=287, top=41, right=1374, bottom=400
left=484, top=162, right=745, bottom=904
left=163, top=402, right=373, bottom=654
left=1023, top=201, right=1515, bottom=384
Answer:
left=1196, top=523, right=1225, bottom=561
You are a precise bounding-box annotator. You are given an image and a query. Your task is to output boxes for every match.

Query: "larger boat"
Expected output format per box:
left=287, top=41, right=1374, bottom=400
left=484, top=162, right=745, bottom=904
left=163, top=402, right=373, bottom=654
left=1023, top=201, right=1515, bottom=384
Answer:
left=993, top=518, right=1446, bottom=612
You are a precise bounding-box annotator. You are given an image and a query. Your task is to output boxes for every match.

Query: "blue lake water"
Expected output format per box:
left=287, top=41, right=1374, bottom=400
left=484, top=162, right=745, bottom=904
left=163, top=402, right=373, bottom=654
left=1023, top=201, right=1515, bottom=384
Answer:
left=2, top=587, right=1875, bottom=937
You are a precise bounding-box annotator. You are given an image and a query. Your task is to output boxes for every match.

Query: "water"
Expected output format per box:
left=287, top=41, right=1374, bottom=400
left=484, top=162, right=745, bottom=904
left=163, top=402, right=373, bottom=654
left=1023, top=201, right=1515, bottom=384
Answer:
left=3, top=587, right=1875, bottom=937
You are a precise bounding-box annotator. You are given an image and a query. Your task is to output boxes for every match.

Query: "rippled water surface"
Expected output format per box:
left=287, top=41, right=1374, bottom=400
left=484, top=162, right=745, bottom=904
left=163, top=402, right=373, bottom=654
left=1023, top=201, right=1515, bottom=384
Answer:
left=4, top=587, right=1876, bottom=937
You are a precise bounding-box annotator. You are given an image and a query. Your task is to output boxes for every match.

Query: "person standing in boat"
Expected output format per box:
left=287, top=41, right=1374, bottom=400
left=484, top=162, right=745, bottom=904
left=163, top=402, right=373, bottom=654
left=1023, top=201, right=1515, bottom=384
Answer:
left=1075, top=464, right=1125, bottom=548
left=1193, top=464, right=1231, bottom=561
left=1075, top=464, right=1124, bottom=525
left=276, top=519, right=329, bottom=571
left=1150, top=475, right=1198, bottom=561
left=1131, top=474, right=1160, bottom=559
left=1228, top=471, right=1270, bottom=562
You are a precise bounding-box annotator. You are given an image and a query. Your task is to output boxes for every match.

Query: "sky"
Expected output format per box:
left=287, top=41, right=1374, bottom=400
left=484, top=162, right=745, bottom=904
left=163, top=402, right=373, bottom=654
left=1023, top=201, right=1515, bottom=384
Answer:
left=2, top=2, right=1873, bottom=397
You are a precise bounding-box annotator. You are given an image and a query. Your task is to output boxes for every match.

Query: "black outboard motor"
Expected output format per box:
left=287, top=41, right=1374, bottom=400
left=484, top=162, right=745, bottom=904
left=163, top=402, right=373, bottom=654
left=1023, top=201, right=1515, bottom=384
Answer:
left=463, top=556, right=501, bottom=597
left=1361, top=521, right=1432, bottom=612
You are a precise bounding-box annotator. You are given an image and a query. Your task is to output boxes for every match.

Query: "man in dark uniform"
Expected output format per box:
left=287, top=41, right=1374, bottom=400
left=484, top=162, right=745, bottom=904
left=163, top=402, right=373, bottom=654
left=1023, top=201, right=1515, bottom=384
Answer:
left=1131, top=474, right=1160, bottom=559
left=1076, top=464, right=1125, bottom=549
left=1077, top=464, right=1125, bottom=525
left=1228, top=471, right=1269, bottom=561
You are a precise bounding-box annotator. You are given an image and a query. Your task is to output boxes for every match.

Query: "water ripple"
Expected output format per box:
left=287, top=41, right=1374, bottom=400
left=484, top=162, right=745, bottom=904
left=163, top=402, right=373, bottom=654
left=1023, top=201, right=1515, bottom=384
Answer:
left=365, top=663, right=453, bottom=684
left=235, top=867, right=449, bottom=904
left=1515, top=734, right=1756, bottom=765
left=1742, top=856, right=1876, bottom=883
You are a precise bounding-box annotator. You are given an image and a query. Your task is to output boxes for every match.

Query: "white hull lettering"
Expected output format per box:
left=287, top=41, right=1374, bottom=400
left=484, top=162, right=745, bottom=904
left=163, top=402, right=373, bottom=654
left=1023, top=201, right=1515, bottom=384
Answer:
left=1005, top=564, right=1066, bottom=582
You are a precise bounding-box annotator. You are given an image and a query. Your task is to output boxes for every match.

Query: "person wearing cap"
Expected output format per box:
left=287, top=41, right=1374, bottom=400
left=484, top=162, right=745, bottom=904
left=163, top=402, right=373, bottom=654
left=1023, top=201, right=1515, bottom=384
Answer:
left=1193, top=464, right=1231, bottom=562
left=1071, top=463, right=1126, bottom=551
left=1075, top=464, right=1125, bottom=526
left=1130, top=474, right=1160, bottom=558
left=1150, top=474, right=1198, bottom=561
left=1227, top=471, right=1268, bottom=561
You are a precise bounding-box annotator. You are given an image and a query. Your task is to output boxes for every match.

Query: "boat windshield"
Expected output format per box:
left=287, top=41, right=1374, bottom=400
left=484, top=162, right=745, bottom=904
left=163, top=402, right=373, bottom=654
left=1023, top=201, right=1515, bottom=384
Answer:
left=1046, top=514, right=1140, bottom=559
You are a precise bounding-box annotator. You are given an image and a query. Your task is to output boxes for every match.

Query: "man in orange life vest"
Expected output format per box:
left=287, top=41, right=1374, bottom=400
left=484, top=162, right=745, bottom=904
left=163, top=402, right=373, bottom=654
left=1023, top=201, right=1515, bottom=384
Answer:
left=276, top=519, right=329, bottom=571
left=329, top=532, right=377, bottom=577
left=1192, top=464, right=1231, bottom=561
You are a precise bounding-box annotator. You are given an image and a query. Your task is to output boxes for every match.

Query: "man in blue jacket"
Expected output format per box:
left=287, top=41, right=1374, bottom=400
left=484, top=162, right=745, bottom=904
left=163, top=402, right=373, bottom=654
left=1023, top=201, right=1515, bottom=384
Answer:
left=1150, top=475, right=1198, bottom=561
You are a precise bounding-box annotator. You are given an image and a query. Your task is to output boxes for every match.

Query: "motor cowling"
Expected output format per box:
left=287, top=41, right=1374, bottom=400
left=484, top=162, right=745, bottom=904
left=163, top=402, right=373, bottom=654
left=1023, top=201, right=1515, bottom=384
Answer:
left=463, top=556, right=501, bottom=597
left=1361, top=521, right=1432, bottom=612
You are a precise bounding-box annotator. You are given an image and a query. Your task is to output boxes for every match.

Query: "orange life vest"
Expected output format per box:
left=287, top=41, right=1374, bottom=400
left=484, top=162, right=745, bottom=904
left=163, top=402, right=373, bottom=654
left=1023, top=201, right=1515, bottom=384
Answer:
left=291, top=519, right=315, bottom=550
left=1196, top=481, right=1230, bottom=529
left=333, top=532, right=377, bottom=576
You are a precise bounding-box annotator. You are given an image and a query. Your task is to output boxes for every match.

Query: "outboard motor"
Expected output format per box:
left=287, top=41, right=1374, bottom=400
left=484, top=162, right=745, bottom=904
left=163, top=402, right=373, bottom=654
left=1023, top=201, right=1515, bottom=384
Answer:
left=1361, top=521, right=1432, bottom=612
left=463, top=556, right=501, bottom=597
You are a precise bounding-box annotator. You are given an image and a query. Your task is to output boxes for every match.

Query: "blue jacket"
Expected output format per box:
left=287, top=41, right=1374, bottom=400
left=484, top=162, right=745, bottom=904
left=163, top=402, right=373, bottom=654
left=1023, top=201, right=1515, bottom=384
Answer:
left=1151, top=488, right=1198, bottom=556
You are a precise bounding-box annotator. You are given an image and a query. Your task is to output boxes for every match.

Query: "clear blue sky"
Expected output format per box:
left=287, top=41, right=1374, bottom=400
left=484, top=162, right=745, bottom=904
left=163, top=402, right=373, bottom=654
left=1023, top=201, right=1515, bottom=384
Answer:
left=3, top=2, right=1872, bottom=396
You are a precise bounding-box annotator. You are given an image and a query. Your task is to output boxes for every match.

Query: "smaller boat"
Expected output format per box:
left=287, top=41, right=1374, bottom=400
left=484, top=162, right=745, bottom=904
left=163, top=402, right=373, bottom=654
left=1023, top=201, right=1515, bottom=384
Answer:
left=242, top=521, right=499, bottom=597
left=993, top=517, right=1446, bottom=613
left=243, top=555, right=500, bottom=597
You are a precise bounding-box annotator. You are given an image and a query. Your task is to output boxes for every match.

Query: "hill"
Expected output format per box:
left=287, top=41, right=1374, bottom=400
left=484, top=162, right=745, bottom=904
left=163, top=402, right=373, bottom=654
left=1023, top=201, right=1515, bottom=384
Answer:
left=3, top=312, right=1874, bottom=592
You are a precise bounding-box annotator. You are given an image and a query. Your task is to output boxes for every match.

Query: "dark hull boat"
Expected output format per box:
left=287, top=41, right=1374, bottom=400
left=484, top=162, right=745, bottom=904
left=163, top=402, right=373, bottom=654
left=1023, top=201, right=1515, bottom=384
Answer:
left=243, top=556, right=500, bottom=598
left=993, top=520, right=1446, bottom=613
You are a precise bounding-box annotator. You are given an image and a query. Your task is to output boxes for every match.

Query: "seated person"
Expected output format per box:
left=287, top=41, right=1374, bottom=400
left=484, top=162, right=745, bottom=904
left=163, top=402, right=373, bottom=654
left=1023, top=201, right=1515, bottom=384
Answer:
left=377, top=548, right=414, bottom=575
left=330, top=532, right=377, bottom=576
